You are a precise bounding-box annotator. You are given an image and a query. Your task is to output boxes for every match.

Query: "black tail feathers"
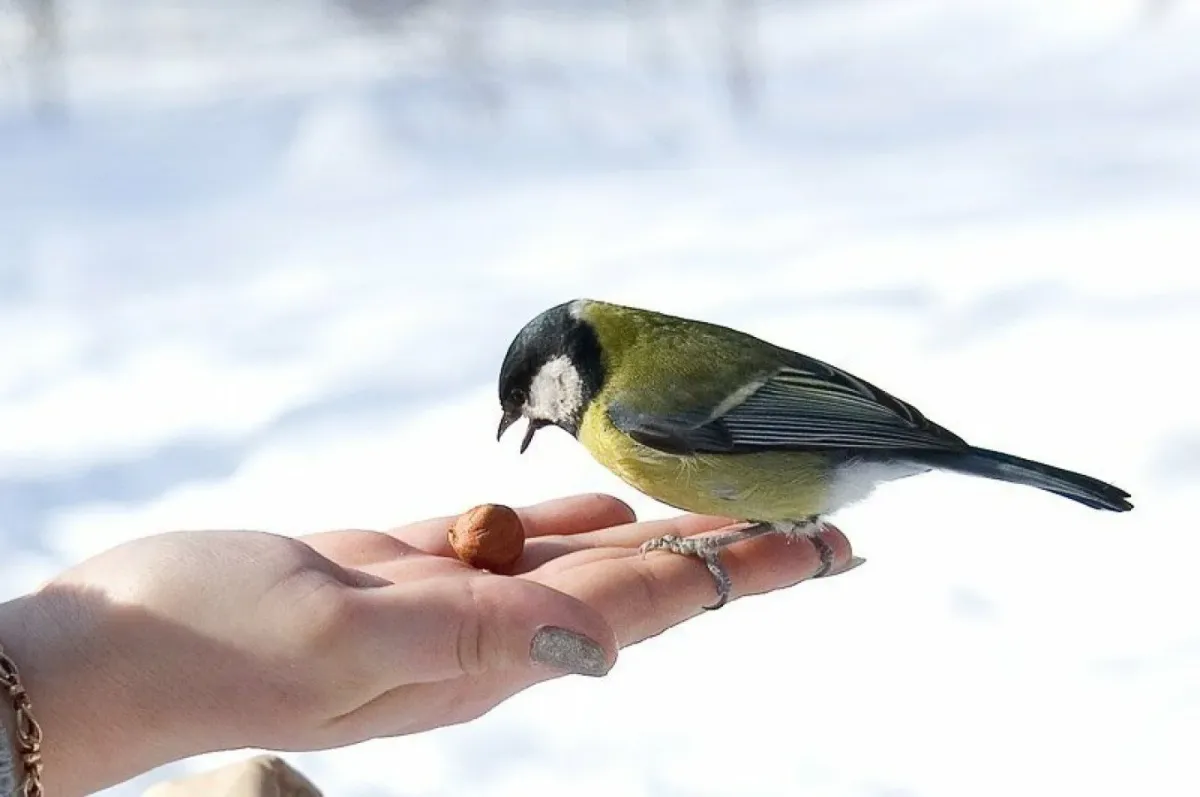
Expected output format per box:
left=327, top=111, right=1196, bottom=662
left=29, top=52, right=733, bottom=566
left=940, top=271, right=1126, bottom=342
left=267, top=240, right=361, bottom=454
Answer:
left=913, top=446, right=1133, bottom=512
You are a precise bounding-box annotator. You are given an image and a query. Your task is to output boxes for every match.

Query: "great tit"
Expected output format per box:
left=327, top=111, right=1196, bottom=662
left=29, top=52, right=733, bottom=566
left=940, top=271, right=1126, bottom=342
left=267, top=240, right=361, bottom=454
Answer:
left=496, top=299, right=1133, bottom=608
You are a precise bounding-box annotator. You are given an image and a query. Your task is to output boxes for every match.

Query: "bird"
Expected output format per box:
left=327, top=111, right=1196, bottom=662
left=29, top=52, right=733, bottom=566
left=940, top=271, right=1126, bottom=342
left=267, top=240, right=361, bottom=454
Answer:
left=495, top=298, right=1133, bottom=609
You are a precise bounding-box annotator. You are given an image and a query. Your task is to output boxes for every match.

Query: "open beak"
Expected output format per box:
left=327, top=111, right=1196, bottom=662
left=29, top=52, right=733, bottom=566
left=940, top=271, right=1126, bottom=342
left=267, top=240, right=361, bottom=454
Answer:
left=497, top=409, right=548, bottom=454
left=519, top=419, right=549, bottom=453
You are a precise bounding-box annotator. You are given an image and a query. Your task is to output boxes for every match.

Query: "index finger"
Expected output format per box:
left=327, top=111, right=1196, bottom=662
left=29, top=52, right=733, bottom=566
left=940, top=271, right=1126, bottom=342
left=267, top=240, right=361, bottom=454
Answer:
left=392, top=493, right=638, bottom=556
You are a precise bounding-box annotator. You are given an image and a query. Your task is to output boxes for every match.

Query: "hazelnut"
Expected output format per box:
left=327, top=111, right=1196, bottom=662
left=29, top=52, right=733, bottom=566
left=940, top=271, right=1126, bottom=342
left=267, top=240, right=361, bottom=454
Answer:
left=448, top=503, right=526, bottom=574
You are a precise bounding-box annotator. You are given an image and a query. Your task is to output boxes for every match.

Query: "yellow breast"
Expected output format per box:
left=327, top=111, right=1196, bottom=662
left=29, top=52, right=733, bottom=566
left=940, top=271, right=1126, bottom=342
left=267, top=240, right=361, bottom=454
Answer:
left=576, top=402, right=831, bottom=521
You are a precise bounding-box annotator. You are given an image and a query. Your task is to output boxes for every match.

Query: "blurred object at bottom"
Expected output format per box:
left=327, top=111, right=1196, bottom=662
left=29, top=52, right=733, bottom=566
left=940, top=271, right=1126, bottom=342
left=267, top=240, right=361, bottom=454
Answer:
left=141, top=755, right=322, bottom=797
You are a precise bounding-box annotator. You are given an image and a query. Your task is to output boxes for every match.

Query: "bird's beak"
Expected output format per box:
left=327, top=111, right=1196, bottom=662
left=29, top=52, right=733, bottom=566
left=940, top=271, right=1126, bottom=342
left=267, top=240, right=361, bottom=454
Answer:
left=498, top=409, right=548, bottom=454
left=519, top=419, right=549, bottom=454
left=497, top=408, right=520, bottom=442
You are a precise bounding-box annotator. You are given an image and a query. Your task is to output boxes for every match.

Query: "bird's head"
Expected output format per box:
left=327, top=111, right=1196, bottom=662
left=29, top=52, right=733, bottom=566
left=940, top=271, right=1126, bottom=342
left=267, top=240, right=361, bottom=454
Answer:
left=497, top=300, right=605, bottom=452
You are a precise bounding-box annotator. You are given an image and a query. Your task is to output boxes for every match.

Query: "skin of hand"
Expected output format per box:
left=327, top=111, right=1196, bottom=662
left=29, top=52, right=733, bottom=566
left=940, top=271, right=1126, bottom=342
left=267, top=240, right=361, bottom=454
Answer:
left=0, top=493, right=855, bottom=797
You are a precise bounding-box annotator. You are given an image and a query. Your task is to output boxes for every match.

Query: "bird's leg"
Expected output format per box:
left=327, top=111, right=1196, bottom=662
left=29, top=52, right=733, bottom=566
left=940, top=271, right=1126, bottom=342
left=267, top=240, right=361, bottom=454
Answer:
left=777, top=516, right=837, bottom=578
left=639, top=521, right=781, bottom=610
left=639, top=516, right=847, bottom=610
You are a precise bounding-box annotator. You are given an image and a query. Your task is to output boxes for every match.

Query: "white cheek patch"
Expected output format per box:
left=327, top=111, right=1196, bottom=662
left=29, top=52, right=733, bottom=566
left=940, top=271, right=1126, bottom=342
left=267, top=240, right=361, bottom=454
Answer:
left=527, top=355, right=585, bottom=424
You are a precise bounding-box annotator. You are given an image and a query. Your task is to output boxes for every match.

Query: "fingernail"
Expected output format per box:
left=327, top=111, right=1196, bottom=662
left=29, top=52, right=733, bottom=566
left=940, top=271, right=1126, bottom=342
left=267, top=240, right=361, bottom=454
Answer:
left=530, top=626, right=611, bottom=677
left=826, top=556, right=867, bottom=578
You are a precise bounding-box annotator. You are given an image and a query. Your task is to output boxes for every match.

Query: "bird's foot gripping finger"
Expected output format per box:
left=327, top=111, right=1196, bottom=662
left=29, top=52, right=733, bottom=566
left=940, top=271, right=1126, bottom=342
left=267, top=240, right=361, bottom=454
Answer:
left=790, top=520, right=835, bottom=577
left=639, top=523, right=779, bottom=611
left=776, top=517, right=865, bottom=579
left=809, top=535, right=836, bottom=578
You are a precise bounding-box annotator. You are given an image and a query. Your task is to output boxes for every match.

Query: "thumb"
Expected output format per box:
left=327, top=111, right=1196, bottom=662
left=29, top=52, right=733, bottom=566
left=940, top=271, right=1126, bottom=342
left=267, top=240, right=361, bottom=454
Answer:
left=362, top=574, right=618, bottom=685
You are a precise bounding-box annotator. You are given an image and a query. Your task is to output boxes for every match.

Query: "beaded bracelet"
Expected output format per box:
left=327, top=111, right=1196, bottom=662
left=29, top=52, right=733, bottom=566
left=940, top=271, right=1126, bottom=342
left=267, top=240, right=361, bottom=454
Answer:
left=0, top=643, right=42, bottom=797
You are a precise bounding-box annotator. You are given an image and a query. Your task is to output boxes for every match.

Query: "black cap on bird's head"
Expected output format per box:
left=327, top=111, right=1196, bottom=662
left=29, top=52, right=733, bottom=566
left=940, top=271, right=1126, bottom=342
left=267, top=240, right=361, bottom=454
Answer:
left=497, top=300, right=605, bottom=453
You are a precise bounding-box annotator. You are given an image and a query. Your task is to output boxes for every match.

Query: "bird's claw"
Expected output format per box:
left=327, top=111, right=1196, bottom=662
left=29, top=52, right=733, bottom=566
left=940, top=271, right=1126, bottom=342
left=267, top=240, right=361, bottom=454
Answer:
left=638, top=519, right=858, bottom=610
left=809, top=534, right=836, bottom=578
left=639, top=533, right=736, bottom=610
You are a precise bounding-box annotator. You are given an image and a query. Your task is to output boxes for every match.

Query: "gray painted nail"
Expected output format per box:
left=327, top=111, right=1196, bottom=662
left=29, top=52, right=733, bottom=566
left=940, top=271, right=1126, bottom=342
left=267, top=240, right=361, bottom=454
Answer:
left=530, top=626, right=611, bottom=677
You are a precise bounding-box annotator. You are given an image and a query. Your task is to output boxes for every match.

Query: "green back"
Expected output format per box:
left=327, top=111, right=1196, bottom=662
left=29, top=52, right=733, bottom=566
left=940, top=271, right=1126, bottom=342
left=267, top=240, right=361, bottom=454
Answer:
left=577, top=299, right=782, bottom=415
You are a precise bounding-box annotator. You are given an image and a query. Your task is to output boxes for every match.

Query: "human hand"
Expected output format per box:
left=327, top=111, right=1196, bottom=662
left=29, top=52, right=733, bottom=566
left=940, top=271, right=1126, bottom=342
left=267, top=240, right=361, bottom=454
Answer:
left=0, top=494, right=855, bottom=796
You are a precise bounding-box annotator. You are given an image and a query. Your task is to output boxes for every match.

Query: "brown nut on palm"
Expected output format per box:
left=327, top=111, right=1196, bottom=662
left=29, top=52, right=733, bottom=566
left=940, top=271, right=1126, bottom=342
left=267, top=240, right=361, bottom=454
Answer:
left=448, top=503, right=526, bottom=574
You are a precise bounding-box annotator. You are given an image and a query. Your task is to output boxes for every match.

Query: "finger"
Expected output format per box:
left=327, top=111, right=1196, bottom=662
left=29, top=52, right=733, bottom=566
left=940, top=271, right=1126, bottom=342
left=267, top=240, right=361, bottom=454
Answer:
left=333, top=573, right=619, bottom=692
left=513, top=493, right=637, bottom=537
left=541, top=525, right=855, bottom=647
left=301, top=529, right=419, bottom=568
left=519, top=513, right=737, bottom=570
left=342, top=505, right=688, bottom=585
left=394, top=493, right=637, bottom=556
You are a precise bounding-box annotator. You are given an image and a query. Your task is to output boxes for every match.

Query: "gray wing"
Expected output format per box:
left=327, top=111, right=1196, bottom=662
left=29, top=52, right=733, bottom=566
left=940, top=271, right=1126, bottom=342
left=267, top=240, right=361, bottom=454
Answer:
left=607, top=358, right=968, bottom=456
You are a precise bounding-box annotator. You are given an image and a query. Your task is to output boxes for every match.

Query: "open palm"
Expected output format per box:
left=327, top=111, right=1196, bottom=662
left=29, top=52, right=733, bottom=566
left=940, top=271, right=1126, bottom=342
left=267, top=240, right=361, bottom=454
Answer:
left=299, top=493, right=854, bottom=742
left=23, top=494, right=854, bottom=796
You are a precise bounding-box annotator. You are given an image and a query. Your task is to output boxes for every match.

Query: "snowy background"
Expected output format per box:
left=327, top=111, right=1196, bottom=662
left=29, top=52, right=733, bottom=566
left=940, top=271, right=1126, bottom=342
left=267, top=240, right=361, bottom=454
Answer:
left=2, top=0, right=1199, bottom=795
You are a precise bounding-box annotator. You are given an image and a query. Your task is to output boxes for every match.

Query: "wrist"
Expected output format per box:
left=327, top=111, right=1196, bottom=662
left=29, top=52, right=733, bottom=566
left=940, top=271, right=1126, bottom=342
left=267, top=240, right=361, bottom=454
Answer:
left=0, top=684, right=22, bottom=796
left=0, top=589, right=190, bottom=796
left=0, top=602, right=44, bottom=797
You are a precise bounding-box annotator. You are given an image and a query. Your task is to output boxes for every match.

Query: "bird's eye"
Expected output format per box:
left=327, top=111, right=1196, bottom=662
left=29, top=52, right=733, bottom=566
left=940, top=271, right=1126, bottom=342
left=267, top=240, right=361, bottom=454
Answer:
left=511, top=388, right=527, bottom=404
